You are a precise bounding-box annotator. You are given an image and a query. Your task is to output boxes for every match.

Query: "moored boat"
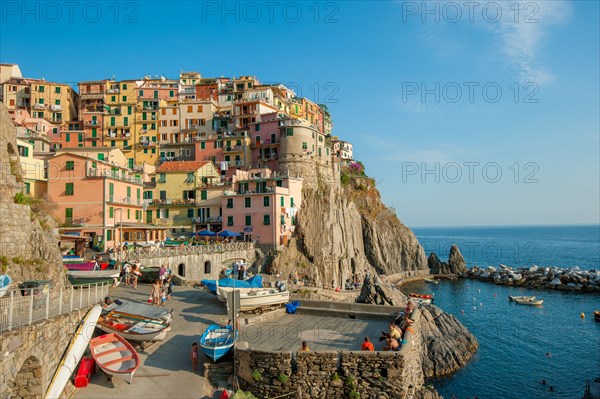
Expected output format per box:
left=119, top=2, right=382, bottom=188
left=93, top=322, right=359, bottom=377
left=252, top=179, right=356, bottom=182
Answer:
left=67, top=270, right=120, bottom=285
left=97, top=311, right=170, bottom=342
left=509, top=295, right=536, bottom=302
left=424, top=278, right=439, bottom=285
left=514, top=298, right=544, bottom=306
left=217, top=286, right=269, bottom=302
left=44, top=305, right=102, bottom=399
left=89, top=333, right=140, bottom=384
left=200, top=324, right=237, bottom=361
left=594, top=310, right=600, bottom=321
left=0, top=274, right=12, bottom=298
left=238, top=288, right=290, bottom=311
left=411, top=297, right=432, bottom=305
left=409, top=293, right=433, bottom=300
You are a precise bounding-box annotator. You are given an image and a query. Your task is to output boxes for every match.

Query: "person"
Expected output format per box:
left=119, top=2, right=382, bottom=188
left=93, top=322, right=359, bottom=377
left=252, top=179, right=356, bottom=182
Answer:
left=191, top=343, right=199, bottom=372
left=238, top=263, right=244, bottom=280
left=388, top=323, right=402, bottom=340
left=160, top=289, right=167, bottom=307
left=159, top=264, right=167, bottom=284
left=150, top=280, right=161, bottom=307
left=383, top=336, right=399, bottom=351
left=300, top=341, right=310, bottom=352
left=102, top=296, right=112, bottom=308
left=123, top=262, right=131, bottom=286
left=361, top=337, right=374, bottom=351
left=219, top=268, right=227, bottom=279
left=131, top=264, right=140, bottom=289
left=166, top=275, right=173, bottom=300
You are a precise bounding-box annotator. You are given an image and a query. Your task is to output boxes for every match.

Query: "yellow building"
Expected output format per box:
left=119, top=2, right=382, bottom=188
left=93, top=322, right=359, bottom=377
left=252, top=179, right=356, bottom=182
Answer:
left=29, top=80, right=78, bottom=127
left=103, top=80, right=138, bottom=167
left=152, top=161, right=223, bottom=234
left=16, top=139, right=47, bottom=198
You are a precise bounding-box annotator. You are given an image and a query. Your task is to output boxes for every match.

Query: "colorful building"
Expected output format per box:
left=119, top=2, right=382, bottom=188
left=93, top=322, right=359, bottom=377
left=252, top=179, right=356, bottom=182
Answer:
left=152, top=161, right=223, bottom=234
left=16, top=139, right=47, bottom=198
left=222, top=168, right=302, bottom=247
left=332, top=138, right=353, bottom=165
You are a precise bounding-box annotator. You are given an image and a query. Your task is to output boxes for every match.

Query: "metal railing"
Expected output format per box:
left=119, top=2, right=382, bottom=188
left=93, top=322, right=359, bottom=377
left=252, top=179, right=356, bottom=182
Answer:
left=122, top=242, right=254, bottom=261
left=0, top=282, right=110, bottom=332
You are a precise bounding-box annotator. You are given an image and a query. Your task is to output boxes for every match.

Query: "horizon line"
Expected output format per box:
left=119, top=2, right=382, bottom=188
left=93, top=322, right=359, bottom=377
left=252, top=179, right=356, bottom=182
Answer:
left=409, top=223, right=600, bottom=229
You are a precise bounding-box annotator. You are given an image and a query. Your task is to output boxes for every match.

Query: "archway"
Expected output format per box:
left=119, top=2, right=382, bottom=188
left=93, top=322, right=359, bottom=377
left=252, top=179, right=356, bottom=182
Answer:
left=178, top=263, right=185, bottom=277
left=204, top=261, right=211, bottom=274
left=11, top=356, right=43, bottom=398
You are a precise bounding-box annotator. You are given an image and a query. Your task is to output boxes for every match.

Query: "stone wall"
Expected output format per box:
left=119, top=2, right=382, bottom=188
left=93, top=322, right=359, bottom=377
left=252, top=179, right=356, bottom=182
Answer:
left=235, top=309, right=436, bottom=399
left=134, top=248, right=256, bottom=281
left=0, top=307, right=92, bottom=398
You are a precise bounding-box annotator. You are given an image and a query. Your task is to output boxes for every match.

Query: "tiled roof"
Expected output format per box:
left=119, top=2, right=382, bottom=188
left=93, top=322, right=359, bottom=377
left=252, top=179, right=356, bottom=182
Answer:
left=157, top=161, right=209, bottom=172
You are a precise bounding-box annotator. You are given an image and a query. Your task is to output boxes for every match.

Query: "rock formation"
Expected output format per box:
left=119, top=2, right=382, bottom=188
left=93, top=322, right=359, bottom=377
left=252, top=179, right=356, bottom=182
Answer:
left=272, top=176, right=428, bottom=287
left=429, top=244, right=468, bottom=276
left=0, top=103, right=66, bottom=286
left=419, top=304, right=479, bottom=378
left=356, top=274, right=406, bottom=306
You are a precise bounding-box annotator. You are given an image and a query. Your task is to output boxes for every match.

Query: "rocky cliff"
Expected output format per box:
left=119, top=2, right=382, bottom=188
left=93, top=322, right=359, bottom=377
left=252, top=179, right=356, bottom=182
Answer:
left=273, top=174, right=428, bottom=287
left=428, top=244, right=468, bottom=276
left=0, top=103, right=66, bottom=286
left=419, top=304, right=479, bottom=378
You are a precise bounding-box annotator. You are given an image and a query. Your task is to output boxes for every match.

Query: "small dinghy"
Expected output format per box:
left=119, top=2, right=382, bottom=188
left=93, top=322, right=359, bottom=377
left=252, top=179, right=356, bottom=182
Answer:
left=200, top=324, right=237, bottom=361
left=97, top=312, right=170, bottom=342
left=89, top=333, right=140, bottom=384
left=593, top=310, right=600, bottom=321
left=509, top=295, right=536, bottom=302
left=424, top=278, right=439, bottom=285
left=409, top=293, right=433, bottom=299
left=514, top=298, right=544, bottom=306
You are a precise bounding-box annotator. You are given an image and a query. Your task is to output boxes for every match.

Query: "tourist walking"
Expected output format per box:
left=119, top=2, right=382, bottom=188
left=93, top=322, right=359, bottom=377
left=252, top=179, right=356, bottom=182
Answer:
left=150, top=280, right=161, bottom=307
left=159, top=264, right=167, bottom=284
left=166, top=275, right=173, bottom=300
left=123, top=262, right=131, bottom=286
left=131, top=264, right=141, bottom=289
left=160, top=289, right=167, bottom=307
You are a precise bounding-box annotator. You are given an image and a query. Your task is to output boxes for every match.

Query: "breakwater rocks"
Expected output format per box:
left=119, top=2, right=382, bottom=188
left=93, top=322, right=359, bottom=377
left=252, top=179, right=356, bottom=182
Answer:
left=419, top=305, right=479, bottom=378
left=428, top=245, right=468, bottom=276
left=465, top=265, right=600, bottom=293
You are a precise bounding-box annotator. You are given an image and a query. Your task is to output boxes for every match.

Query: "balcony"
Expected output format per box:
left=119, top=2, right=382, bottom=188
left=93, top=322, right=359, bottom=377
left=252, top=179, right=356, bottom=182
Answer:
left=107, top=197, right=142, bottom=206
left=223, top=145, right=243, bottom=153
left=149, top=198, right=201, bottom=206
left=50, top=104, right=62, bottom=112
left=86, top=167, right=142, bottom=184
left=80, top=90, right=106, bottom=99
left=33, top=103, right=47, bottom=110
left=84, top=120, right=100, bottom=126
left=61, top=218, right=86, bottom=228
left=107, top=88, right=120, bottom=94
left=223, top=187, right=275, bottom=196
left=192, top=216, right=222, bottom=224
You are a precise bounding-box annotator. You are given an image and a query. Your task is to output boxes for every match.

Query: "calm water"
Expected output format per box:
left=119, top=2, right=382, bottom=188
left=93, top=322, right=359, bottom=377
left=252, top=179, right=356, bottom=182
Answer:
left=403, top=225, right=600, bottom=399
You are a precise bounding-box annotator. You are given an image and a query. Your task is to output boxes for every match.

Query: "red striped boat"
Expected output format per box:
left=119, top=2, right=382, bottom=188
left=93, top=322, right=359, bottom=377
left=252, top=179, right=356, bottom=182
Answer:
left=64, top=262, right=109, bottom=271
left=409, top=293, right=433, bottom=299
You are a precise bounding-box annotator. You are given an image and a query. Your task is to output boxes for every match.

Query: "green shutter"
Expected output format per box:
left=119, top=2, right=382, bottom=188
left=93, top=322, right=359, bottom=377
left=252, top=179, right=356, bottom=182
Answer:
left=263, top=196, right=269, bottom=207
left=201, top=190, right=207, bottom=200
left=245, top=215, right=251, bottom=225
left=280, top=196, right=284, bottom=206
left=109, top=207, right=114, bottom=218
left=65, top=183, right=74, bottom=195
left=65, top=208, right=73, bottom=219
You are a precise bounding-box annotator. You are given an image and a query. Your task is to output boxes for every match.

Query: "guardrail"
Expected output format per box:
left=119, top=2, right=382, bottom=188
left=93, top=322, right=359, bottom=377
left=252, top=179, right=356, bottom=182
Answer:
left=0, top=282, right=110, bottom=332
left=122, top=242, right=254, bottom=261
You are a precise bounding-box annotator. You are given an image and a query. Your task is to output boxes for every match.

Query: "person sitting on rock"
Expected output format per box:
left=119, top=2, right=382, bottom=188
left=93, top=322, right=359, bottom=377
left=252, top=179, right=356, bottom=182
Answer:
left=388, top=322, right=402, bottom=340
left=361, top=337, right=374, bottom=351
left=383, top=336, right=399, bottom=351
left=394, top=301, right=415, bottom=325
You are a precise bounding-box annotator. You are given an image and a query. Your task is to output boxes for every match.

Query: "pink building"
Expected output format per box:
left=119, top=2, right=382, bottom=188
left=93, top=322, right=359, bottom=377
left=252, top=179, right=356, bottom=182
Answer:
left=247, top=112, right=282, bottom=170
left=221, top=168, right=302, bottom=247
left=48, top=151, right=166, bottom=251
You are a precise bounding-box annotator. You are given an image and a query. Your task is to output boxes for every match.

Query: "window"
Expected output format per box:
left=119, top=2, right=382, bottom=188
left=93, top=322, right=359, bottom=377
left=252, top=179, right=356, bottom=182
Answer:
left=227, top=216, right=234, bottom=226
left=169, top=90, right=174, bottom=97
left=24, top=182, right=30, bottom=195
left=280, top=196, right=284, bottom=206
left=200, top=142, right=205, bottom=150
left=66, top=133, right=70, bottom=143
left=291, top=197, right=295, bottom=207
left=276, top=179, right=283, bottom=187
left=107, top=230, right=112, bottom=241
left=201, top=190, right=207, bottom=200
left=55, top=99, right=60, bottom=105
left=127, top=187, right=131, bottom=198
left=139, top=90, right=143, bottom=97
left=127, top=106, right=132, bottom=115
left=78, top=133, right=83, bottom=142
left=65, top=183, right=74, bottom=195
left=244, top=197, right=251, bottom=208
left=302, top=142, right=308, bottom=150
left=187, top=209, right=194, bottom=218
left=65, top=161, right=74, bottom=170
left=197, top=105, right=203, bottom=112
left=55, top=86, right=61, bottom=94
left=255, top=124, right=261, bottom=131
left=286, top=128, right=293, bottom=136
left=110, top=117, right=115, bottom=126
left=127, top=209, right=131, bottom=219
left=227, top=198, right=234, bottom=208
left=111, top=96, right=116, bottom=102
left=245, top=215, right=252, bottom=226
left=122, top=83, right=128, bottom=90
left=38, top=85, right=44, bottom=92
left=143, top=149, right=148, bottom=154
left=263, top=196, right=270, bottom=207
left=124, top=117, right=128, bottom=126
left=122, top=96, right=127, bottom=102
left=263, top=215, right=271, bottom=225
left=98, top=154, right=105, bottom=161
left=281, top=215, right=285, bottom=225
left=158, top=173, right=166, bottom=183
left=65, top=208, right=73, bottom=220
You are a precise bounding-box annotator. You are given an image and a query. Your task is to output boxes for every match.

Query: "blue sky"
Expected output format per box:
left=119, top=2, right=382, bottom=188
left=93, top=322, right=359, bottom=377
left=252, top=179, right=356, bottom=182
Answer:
left=1, top=0, right=598, bottom=227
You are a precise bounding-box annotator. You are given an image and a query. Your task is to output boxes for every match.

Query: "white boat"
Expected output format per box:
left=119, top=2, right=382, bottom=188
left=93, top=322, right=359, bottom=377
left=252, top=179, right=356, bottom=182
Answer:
left=424, top=278, right=439, bottom=285
left=514, top=298, right=544, bottom=306
left=509, top=295, right=536, bottom=302
left=103, top=298, right=173, bottom=323
left=45, top=305, right=102, bottom=399
left=89, top=333, right=140, bottom=384
left=97, top=311, right=171, bottom=342
left=0, top=274, right=12, bottom=298
left=67, top=270, right=120, bottom=285
left=410, top=297, right=432, bottom=305
left=238, top=288, right=290, bottom=311
left=217, top=286, right=265, bottom=302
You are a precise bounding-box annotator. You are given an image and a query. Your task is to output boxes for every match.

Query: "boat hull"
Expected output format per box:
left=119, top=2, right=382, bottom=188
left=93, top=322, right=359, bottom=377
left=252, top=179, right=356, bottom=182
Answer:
left=67, top=270, right=120, bottom=285
left=238, top=290, right=290, bottom=311
left=97, top=313, right=170, bottom=342
left=514, top=299, right=543, bottom=306
left=89, top=333, right=139, bottom=384
left=45, top=305, right=102, bottom=399
left=509, top=295, right=536, bottom=302
left=200, top=325, right=237, bottom=361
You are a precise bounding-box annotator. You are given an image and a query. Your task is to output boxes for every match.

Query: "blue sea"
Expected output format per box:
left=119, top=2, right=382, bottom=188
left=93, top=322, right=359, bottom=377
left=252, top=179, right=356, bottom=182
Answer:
left=405, top=225, right=600, bottom=399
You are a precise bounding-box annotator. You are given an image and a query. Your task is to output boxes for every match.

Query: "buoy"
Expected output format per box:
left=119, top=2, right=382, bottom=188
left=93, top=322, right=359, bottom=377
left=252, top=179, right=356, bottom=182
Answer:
left=493, top=293, right=497, bottom=297
left=473, top=306, right=477, bottom=310
left=461, top=309, right=464, bottom=314
left=480, top=303, right=483, bottom=307
left=580, top=312, right=585, bottom=319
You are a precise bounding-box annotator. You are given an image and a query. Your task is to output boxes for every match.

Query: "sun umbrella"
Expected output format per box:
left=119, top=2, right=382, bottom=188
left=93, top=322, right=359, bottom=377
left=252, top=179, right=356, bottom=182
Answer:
left=191, top=229, right=216, bottom=237
left=217, top=230, right=242, bottom=237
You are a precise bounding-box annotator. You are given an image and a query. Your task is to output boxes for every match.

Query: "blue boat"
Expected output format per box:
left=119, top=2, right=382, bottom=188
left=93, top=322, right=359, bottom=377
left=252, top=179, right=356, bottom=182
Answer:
left=0, top=274, right=12, bottom=298
left=200, top=324, right=237, bottom=361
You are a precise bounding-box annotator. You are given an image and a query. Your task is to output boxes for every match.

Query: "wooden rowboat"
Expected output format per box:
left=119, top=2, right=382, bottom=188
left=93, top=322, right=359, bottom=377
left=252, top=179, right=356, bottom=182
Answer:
left=514, top=298, right=544, bottom=306
left=97, top=311, right=170, bottom=342
left=200, top=324, right=237, bottom=361
left=45, top=305, right=102, bottom=399
left=89, top=333, right=140, bottom=384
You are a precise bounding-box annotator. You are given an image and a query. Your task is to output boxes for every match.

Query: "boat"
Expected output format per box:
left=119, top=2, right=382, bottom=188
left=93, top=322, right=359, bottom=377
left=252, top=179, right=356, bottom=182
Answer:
left=514, top=298, right=544, bottom=306
left=509, top=295, right=536, bottom=302
left=200, top=324, right=237, bottom=361
left=0, top=274, right=12, bottom=298
left=410, top=297, right=432, bottom=305
left=89, top=333, right=140, bottom=384
left=217, top=285, right=267, bottom=302
left=67, top=270, right=120, bottom=285
left=594, top=310, right=600, bottom=321
left=409, top=293, right=433, bottom=300
left=103, top=298, right=173, bottom=323
left=424, top=278, right=439, bottom=285
left=64, top=261, right=109, bottom=271
left=238, top=288, right=290, bottom=311
left=44, top=305, right=102, bottom=399
left=97, top=311, right=171, bottom=342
